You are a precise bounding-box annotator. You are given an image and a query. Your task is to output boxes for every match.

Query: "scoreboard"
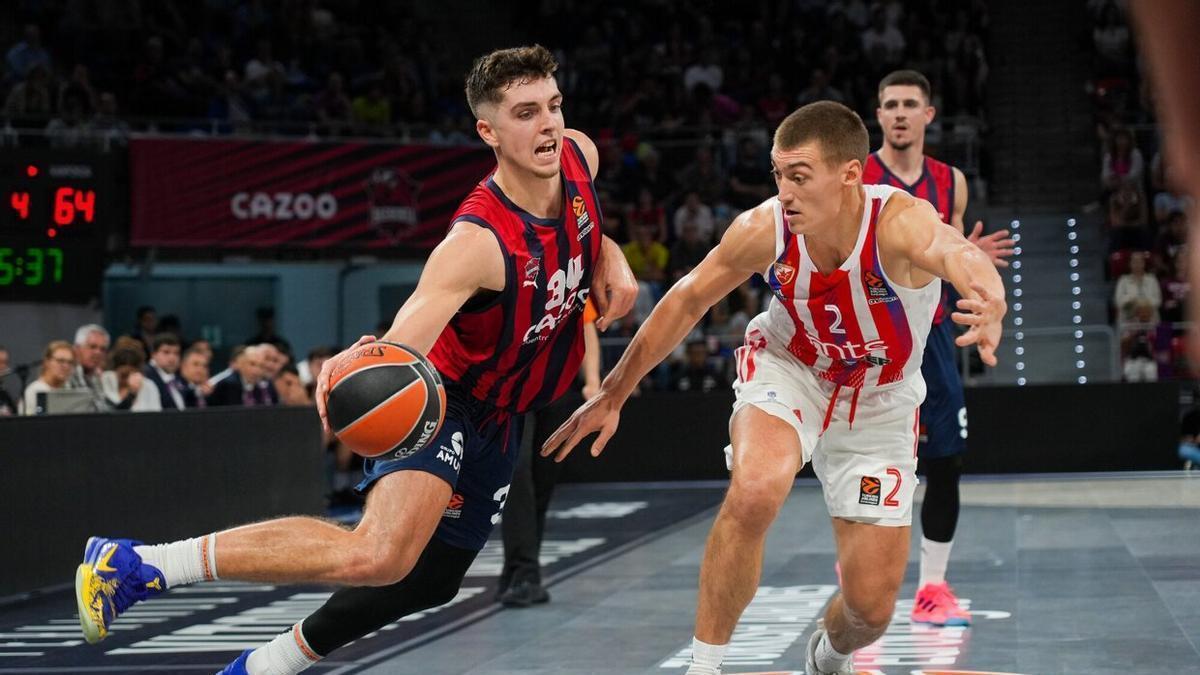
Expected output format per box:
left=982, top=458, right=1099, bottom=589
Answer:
left=0, top=151, right=115, bottom=303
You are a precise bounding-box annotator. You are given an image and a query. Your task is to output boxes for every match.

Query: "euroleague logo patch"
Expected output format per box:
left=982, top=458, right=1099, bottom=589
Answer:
left=443, top=492, right=465, bottom=519
left=573, top=195, right=595, bottom=240
left=859, top=475, right=881, bottom=505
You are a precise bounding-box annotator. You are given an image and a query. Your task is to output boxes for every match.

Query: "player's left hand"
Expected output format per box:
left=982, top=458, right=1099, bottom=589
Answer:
left=541, top=390, right=621, bottom=462
left=592, top=237, right=638, bottom=332
left=952, top=282, right=1006, bottom=367
left=966, top=221, right=1016, bottom=268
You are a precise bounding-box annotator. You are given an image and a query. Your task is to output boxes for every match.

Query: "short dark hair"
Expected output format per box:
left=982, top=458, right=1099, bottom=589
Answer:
left=182, top=346, right=209, bottom=362
left=136, top=305, right=155, bottom=319
left=878, top=69, right=932, bottom=103
left=464, top=45, right=558, bottom=117
left=307, top=345, right=335, bottom=361
left=774, top=101, right=869, bottom=167
left=152, top=333, right=181, bottom=353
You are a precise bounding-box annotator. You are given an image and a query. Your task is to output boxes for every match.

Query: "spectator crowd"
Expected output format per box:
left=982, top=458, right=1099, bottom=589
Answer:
left=1088, top=0, right=1192, bottom=382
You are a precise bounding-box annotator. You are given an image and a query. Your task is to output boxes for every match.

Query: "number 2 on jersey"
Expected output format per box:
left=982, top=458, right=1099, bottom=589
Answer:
left=824, top=304, right=846, bottom=334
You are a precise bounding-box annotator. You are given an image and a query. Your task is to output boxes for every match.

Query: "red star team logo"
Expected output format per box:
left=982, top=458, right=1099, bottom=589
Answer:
left=773, top=262, right=796, bottom=286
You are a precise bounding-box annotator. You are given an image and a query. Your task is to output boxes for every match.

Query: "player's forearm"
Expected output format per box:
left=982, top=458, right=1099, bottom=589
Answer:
left=582, top=323, right=601, bottom=389
left=942, top=243, right=1005, bottom=304
left=600, top=285, right=709, bottom=402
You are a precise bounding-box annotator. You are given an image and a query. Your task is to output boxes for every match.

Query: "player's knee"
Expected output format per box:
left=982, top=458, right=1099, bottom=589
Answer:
left=343, top=535, right=420, bottom=586
left=724, top=466, right=793, bottom=531
left=841, top=592, right=895, bottom=635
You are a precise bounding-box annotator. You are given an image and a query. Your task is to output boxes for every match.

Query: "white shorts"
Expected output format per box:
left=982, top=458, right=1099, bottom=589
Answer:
left=727, top=343, right=923, bottom=527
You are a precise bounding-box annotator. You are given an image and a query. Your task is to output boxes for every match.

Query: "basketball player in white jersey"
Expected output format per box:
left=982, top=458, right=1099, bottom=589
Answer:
left=543, top=101, right=1006, bottom=675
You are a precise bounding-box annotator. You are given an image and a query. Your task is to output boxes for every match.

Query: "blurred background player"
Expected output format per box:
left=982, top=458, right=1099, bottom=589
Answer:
left=544, top=101, right=1006, bottom=675
left=498, top=297, right=602, bottom=607
left=864, top=69, right=1014, bottom=626
left=74, top=45, right=636, bottom=675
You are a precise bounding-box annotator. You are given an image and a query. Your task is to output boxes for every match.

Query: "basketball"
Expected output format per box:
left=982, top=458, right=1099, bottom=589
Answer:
left=325, top=341, right=446, bottom=459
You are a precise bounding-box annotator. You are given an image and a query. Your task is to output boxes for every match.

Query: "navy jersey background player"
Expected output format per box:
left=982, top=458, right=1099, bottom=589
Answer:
left=74, top=45, right=637, bottom=675
left=865, top=69, right=1012, bottom=628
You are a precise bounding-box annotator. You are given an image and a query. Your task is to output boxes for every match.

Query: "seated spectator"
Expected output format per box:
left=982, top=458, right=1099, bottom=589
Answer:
left=188, top=338, right=214, bottom=363
left=675, top=145, right=728, bottom=210
left=1122, top=331, right=1158, bottom=382
left=131, top=306, right=157, bottom=357
left=247, top=307, right=292, bottom=355
left=45, top=95, right=91, bottom=149
left=274, top=364, right=312, bottom=406
left=861, top=7, right=906, bottom=66
left=179, top=346, right=212, bottom=408
left=1114, top=251, right=1161, bottom=330
left=673, top=191, right=716, bottom=243
left=757, top=73, right=791, bottom=128
left=0, top=345, right=16, bottom=416
left=102, top=339, right=161, bottom=412
left=21, top=340, right=75, bottom=415
left=623, top=224, right=669, bottom=284
left=4, top=63, right=53, bottom=124
left=301, top=345, right=336, bottom=391
left=352, top=83, right=393, bottom=136
left=257, top=342, right=285, bottom=404
left=208, top=344, right=272, bottom=406
left=314, top=72, right=353, bottom=135
left=673, top=340, right=729, bottom=393
left=1161, top=250, right=1189, bottom=324
left=243, top=39, right=285, bottom=105
left=668, top=219, right=711, bottom=283
left=1108, top=181, right=1149, bottom=251
left=728, top=137, right=773, bottom=209
left=1154, top=209, right=1188, bottom=268
left=5, top=24, right=52, bottom=82
left=91, top=92, right=130, bottom=147
left=144, top=334, right=187, bottom=411
left=627, top=188, right=667, bottom=243
left=1101, top=127, right=1144, bottom=191
left=67, top=324, right=111, bottom=412
left=797, top=67, right=845, bottom=107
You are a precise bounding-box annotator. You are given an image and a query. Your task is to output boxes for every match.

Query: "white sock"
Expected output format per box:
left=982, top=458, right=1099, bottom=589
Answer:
left=815, top=631, right=852, bottom=673
left=246, top=623, right=321, bottom=675
left=685, top=637, right=727, bottom=675
left=134, top=533, right=218, bottom=588
left=918, top=537, right=953, bottom=587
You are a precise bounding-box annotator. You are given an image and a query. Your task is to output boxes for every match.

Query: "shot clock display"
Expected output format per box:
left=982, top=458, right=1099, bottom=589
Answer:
left=1, top=151, right=115, bottom=303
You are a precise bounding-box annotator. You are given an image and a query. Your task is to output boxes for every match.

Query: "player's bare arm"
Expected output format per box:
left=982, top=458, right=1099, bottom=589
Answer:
left=542, top=203, right=777, bottom=461
left=952, top=166, right=1015, bottom=267
left=565, top=127, right=638, bottom=329
left=314, top=221, right=504, bottom=431
left=880, top=194, right=1006, bottom=366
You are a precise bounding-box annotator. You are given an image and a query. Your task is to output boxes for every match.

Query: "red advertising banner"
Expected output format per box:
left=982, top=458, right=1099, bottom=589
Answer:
left=129, top=138, right=496, bottom=249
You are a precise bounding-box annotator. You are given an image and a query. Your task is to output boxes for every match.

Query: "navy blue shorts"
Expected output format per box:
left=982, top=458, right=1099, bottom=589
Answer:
left=356, top=382, right=523, bottom=551
left=918, top=318, right=967, bottom=459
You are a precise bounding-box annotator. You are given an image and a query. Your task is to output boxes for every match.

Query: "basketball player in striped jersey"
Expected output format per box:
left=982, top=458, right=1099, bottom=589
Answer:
left=865, top=69, right=1014, bottom=627
left=544, top=101, right=1006, bottom=675
left=73, top=46, right=637, bottom=675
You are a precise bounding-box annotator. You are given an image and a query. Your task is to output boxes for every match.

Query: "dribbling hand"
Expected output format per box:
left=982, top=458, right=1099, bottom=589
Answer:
left=952, top=282, right=1006, bottom=367
left=540, top=391, right=621, bottom=463
left=315, top=334, right=377, bottom=434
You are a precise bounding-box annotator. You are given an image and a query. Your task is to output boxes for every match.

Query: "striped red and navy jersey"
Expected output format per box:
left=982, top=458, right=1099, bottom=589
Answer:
left=863, top=152, right=956, bottom=324
left=427, top=137, right=603, bottom=415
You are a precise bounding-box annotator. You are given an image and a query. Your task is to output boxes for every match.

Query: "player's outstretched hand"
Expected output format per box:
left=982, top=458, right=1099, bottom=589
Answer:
left=315, top=334, right=378, bottom=434
left=966, top=221, right=1016, bottom=268
left=592, top=237, right=638, bottom=332
left=541, top=391, right=621, bottom=463
left=952, top=282, right=1006, bottom=367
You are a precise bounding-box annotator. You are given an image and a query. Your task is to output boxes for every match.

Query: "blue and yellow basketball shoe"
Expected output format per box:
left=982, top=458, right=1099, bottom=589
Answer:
left=75, top=537, right=166, bottom=644
left=216, top=648, right=254, bottom=674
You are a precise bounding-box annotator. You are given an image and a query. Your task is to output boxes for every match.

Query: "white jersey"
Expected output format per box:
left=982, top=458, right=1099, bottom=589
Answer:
left=737, top=184, right=940, bottom=397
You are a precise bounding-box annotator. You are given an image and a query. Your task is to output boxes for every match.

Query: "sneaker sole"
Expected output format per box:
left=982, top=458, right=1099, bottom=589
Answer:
left=74, top=563, right=104, bottom=644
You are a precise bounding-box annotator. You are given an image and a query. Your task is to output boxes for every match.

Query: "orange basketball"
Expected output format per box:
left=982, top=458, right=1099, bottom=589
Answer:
left=326, top=341, right=446, bottom=459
